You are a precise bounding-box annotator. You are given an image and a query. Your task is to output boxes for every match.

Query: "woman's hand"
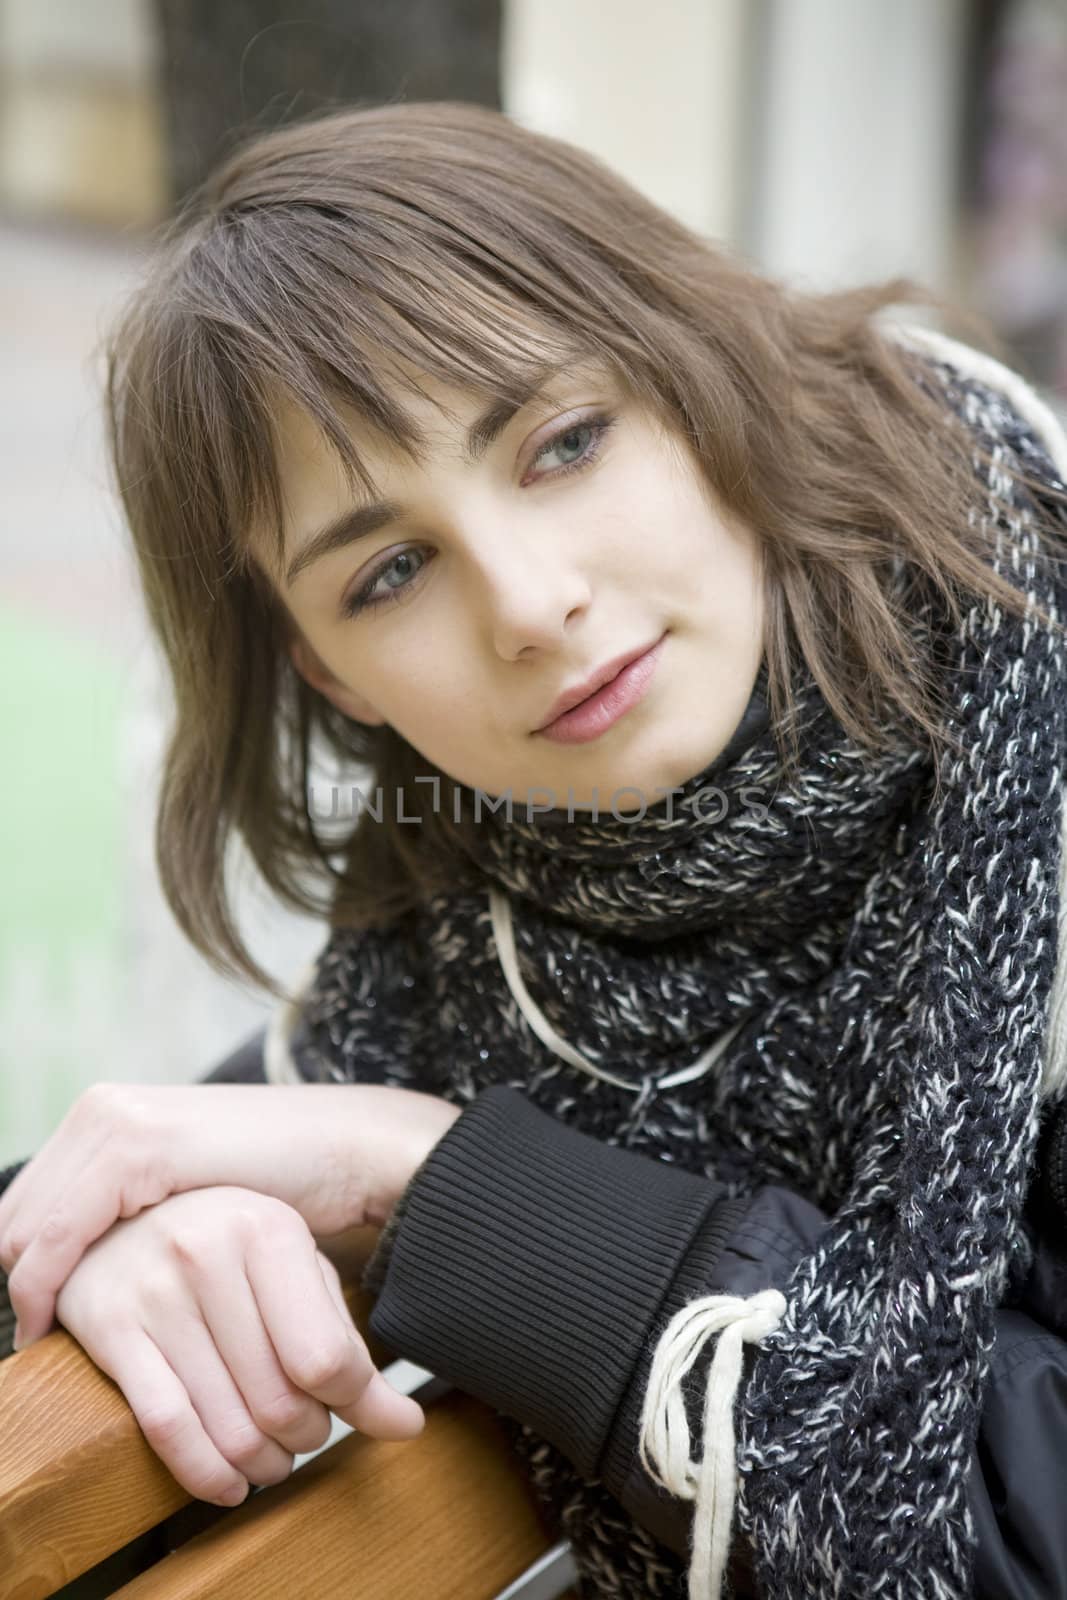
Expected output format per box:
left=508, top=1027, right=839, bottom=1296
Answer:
left=52, top=1185, right=425, bottom=1506
left=0, top=1081, right=462, bottom=1347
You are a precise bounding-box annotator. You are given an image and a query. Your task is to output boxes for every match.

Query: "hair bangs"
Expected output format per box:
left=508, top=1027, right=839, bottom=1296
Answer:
left=186, top=208, right=600, bottom=575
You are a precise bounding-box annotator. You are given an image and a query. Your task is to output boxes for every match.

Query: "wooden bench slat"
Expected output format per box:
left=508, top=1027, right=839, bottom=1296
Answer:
left=106, top=1392, right=554, bottom=1599
left=0, top=1327, right=185, bottom=1599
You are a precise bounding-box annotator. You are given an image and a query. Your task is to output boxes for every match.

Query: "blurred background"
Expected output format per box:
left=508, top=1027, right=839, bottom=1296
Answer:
left=2, top=0, right=1065, bottom=1165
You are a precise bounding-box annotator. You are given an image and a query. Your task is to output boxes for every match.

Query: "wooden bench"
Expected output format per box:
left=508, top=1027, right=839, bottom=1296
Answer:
left=0, top=1225, right=579, bottom=1600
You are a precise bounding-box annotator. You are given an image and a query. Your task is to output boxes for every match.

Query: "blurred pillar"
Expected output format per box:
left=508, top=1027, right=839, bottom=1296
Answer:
left=750, top=0, right=969, bottom=299
left=503, top=0, right=755, bottom=248
left=151, top=0, right=502, bottom=205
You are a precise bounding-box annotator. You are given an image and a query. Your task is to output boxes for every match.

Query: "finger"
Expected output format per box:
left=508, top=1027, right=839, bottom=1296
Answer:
left=246, top=1224, right=424, bottom=1440
left=6, top=1174, right=137, bottom=1345
left=316, top=1251, right=355, bottom=1331
left=0, top=1085, right=128, bottom=1273
left=0, top=1130, right=103, bottom=1293
left=91, top=1325, right=252, bottom=1508
left=5, top=1118, right=172, bottom=1344
left=149, top=1287, right=298, bottom=1492
left=0, top=1126, right=94, bottom=1265
left=315, top=1254, right=427, bottom=1439
left=190, top=1251, right=333, bottom=1460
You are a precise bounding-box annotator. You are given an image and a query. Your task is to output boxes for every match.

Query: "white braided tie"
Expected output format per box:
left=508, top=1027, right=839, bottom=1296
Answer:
left=638, top=1287, right=787, bottom=1600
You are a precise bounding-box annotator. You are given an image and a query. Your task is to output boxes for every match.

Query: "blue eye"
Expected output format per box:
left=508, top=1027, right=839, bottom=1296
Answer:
left=340, top=409, right=617, bottom=620
left=341, top=548, right=428, bottom=619
left=533, top=421, right=598, bottom=473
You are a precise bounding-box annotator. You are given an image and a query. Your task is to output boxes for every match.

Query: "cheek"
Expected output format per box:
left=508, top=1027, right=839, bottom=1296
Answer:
left=374, top=648, right=480, bottom=740
left=578, top=466, right=683, bottom=571
left=621, top=453, right=716, bottom=540
left=640, top=490, right=731, bottom=587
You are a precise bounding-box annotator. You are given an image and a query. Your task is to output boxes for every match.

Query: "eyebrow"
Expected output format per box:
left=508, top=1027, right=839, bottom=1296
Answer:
left=283, top=374, right=562, bottom=588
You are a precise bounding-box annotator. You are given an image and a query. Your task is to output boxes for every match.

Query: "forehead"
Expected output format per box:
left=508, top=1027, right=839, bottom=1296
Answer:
left=268, top=355, right=629, bottom=527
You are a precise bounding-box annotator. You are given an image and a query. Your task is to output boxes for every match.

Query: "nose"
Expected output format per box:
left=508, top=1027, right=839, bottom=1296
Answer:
left=469, top=522, right=593, bottom=660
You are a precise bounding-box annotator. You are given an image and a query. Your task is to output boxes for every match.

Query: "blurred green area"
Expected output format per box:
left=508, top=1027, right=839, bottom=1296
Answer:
left=0, top=602, right=123, bottom=1144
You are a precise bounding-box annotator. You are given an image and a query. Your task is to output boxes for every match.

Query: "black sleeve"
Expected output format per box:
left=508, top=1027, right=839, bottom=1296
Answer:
left=970, top=1106, right=1067, bottom=1599
left=362, top=1084, right=1067, bottom=1600
left=968, top=1310, right=1067, bottom=1600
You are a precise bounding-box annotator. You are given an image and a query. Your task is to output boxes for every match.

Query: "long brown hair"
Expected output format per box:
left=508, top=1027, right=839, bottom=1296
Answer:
left=105, top=99, right=1067, bottom=998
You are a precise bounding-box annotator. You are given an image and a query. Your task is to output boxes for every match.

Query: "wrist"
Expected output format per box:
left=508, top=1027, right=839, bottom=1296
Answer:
left=367, top=1089, right=463, bottom=1230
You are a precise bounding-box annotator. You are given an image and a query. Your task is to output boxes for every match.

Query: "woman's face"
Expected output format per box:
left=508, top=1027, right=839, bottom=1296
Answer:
left=266, top=358, right=765, bottom=812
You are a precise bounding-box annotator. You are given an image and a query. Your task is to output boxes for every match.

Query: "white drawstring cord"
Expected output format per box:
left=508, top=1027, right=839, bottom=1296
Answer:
left=638, top=1288, right=787, bottom=1600
left=488, top=886, right=746, bottom=1092
left=270, top=890, right=746, bottom=1095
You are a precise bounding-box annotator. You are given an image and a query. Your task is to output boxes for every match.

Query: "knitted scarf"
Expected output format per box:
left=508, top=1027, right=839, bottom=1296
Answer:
left=277, top=331, right=1067, bottom=1600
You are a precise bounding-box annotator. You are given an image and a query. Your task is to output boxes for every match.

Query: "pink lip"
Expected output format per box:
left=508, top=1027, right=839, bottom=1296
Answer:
left=534, top=633, right=667, bottom=744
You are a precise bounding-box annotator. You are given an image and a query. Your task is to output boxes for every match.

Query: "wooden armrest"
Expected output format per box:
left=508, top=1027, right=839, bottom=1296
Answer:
left=0, top=1227, right=572, bottom=1600
left=105, top=1392, right=552, bottom=1599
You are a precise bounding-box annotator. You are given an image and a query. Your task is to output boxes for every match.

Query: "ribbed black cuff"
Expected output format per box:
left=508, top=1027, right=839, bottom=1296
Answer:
left=600, top=1191, right=753, bottom=1554
left=606, top=1182, right=830, bottom=1585
left=367, top=1085, right=728, bottom=1480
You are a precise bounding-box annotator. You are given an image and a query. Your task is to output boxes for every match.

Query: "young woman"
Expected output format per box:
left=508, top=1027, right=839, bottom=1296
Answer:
left=3, top=100, right=1067, bottom=1600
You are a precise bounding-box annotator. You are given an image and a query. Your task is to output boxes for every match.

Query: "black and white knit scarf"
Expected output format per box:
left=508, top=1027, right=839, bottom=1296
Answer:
left=278, top=330, right=1067, bottom=1600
